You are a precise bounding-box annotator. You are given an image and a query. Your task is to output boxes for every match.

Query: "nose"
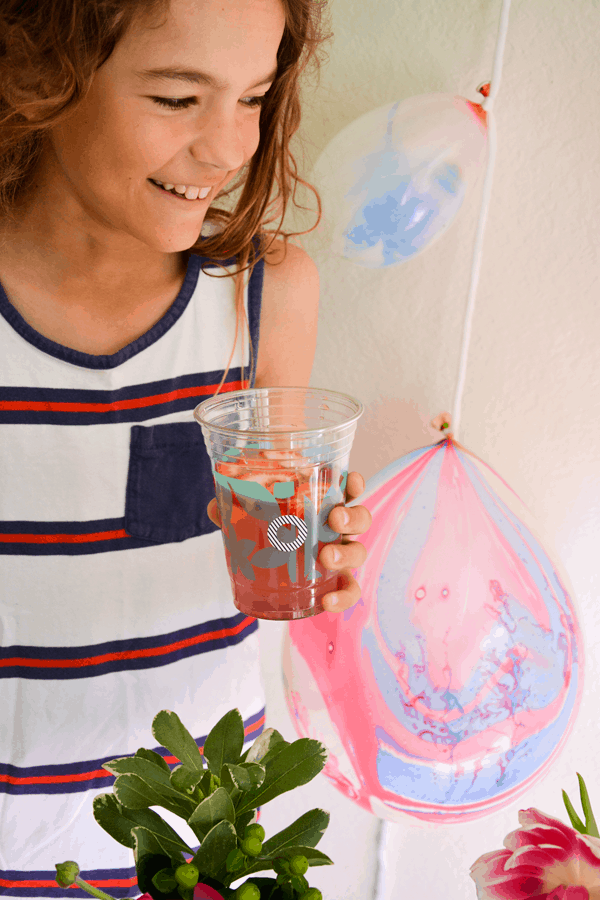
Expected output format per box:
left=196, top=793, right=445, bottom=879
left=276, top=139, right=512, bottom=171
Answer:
left=189, top=100, right=254, bottom=173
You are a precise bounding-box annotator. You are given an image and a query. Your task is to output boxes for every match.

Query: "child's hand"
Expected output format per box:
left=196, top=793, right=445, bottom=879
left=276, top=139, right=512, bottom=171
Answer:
left=207, top=470, right=372, bottom=613
left=317, top=471, right=371, bottom=613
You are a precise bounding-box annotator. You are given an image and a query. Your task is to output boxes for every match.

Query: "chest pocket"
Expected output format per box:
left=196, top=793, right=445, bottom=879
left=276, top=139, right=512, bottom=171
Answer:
left=124, top=421, right=218, bottom=543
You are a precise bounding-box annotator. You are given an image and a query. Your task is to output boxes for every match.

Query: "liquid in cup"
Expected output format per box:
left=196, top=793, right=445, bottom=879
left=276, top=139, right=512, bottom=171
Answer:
left=195, top=388, right=363, bottom=620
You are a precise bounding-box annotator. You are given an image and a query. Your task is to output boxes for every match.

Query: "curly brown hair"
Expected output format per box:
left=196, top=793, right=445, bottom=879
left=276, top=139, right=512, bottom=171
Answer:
left=0, top=0, right=332, bottom=389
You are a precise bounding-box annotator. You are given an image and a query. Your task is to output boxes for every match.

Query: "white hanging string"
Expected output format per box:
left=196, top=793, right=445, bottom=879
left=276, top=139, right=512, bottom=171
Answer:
left=375, top=2, right=512, bottom=896
left=450, top=0, right=512, bottom=441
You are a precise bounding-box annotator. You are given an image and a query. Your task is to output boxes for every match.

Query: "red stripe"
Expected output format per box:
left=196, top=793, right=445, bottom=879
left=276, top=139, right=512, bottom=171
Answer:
left=0, top=616, right=255, bottom=670
left=0, top=380, right=247, bottom=413
left=0, top=877, right=138, bottom=889
left=0, top=768, right=111, bottom=787
left=2, top=713, right=266, bottom=787
left=0, top=529, right=128, bottom=544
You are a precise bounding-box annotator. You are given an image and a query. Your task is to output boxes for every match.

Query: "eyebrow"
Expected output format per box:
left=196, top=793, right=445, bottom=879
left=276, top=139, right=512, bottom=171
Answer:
left=135, top=66, right=278, bottom=91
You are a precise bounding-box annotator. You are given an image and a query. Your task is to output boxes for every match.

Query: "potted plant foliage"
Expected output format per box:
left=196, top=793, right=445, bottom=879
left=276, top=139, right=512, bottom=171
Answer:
left=55, top=709, right=333, bottom=900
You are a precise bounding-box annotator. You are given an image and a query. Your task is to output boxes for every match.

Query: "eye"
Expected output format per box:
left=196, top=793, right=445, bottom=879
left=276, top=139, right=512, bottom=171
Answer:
left=151, top=96, right=197, bottom=110
left=240, top=95, right=267, bottom=109
left=150, top=94, right=267, bottom=112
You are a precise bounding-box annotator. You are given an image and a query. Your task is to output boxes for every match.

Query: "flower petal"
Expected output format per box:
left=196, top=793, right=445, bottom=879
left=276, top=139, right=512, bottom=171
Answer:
left=581, top=835, right=600, bottom=864
left=470, top=851, right=543, bottom=900
left=504, top=845, right=562, bottom=870
left=506, top=825, right=574, bottom=854
left=542, top=887, right=589, bottom=900
left=519, top=809, right=569, bottom=829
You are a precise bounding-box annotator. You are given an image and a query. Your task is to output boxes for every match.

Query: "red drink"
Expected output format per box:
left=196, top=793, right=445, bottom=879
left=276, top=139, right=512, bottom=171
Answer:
left=195, top=387, right=363, bottom=620
left=215, top=456, right=346, bottom=620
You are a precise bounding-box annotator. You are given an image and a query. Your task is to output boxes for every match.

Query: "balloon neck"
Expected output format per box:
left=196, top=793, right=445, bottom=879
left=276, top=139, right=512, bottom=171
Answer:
left=465, top=100, right=488, bottom=133
left=465, top=82, right=490, bottom=133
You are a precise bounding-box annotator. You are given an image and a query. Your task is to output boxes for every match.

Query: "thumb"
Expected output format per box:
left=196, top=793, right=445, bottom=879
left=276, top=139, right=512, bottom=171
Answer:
left=207, top=498, right=222, bottom=529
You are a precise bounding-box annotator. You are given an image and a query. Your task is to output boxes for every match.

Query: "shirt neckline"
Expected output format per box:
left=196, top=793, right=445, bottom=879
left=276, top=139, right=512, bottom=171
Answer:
left=0, top=250, right=235, bottom=370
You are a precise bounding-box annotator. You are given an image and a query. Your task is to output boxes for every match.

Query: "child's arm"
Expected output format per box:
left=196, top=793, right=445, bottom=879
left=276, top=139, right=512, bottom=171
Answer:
left=207, top=239, right=372, bottom=613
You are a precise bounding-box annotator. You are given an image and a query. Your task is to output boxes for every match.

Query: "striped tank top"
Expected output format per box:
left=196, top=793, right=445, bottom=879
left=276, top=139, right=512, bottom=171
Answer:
left=0, top=247, right=266, bottom=899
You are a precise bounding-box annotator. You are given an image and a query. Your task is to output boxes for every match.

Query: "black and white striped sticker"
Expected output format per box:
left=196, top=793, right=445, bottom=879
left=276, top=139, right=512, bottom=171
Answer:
left=267, top=515, right=308, bottom=552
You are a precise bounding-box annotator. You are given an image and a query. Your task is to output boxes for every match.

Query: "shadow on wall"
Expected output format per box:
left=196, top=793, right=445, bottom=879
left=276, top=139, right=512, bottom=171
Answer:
left=349, top=395, right=444, bottom=483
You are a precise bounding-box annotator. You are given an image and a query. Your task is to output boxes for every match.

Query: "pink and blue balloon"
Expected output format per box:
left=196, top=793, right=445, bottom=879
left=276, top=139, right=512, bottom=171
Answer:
left=283, top=437, right=583, bottom=823
left=311, top=93, right=488, bottom=267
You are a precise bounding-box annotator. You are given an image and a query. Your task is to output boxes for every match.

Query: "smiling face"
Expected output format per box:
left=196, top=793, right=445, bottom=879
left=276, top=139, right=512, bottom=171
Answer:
left=19, top=0, right=286, bottom=261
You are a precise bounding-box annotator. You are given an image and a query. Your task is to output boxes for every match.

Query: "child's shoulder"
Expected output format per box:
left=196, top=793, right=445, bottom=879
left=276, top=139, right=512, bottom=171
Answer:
left=254, top=236, right=319, bottom=388
left=262, top=235, right=317, bottom=279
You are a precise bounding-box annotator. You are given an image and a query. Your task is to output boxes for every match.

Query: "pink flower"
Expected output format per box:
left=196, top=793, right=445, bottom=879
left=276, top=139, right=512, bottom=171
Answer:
left=470, top=808, right=600, bottom=900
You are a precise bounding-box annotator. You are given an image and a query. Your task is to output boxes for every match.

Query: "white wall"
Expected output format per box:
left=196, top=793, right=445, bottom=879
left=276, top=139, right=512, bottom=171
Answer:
left=258, top=2, right=600, bottom=898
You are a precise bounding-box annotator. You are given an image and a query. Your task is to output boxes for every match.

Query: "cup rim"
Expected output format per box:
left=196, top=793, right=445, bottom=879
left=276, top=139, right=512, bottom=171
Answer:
left=193, top=385, right=364, bottom=438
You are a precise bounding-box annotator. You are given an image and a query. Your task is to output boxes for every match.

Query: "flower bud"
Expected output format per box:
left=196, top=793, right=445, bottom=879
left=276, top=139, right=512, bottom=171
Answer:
left=55, top=862, right=80, bottom=887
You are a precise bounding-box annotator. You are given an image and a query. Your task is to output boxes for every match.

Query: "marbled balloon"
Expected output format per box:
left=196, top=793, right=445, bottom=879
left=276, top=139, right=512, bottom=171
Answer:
left=283, top=438, right=582, bottom=823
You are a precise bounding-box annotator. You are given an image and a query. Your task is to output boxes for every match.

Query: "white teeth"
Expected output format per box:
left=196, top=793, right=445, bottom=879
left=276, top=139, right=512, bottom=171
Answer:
left=152, top=179, right=211, bottom=199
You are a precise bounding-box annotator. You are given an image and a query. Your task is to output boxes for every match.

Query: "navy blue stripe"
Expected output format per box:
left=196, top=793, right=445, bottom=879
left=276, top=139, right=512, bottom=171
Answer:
left=0, top=612, right=259, bottom=680
left=0, top=865, right=139, bottom=898
left=0, top=245, right=264, bottom=375
left=0, top=517, right=220, bottom=556
left=0, top=368, right=246, bottom=425
left=0, top=709, right=265, bottom=795
left=0, top=254, right=202, bottom=371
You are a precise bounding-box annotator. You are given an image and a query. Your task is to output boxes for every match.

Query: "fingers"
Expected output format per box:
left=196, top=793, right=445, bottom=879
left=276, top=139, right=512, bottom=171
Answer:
left=345, top=471, right=366, bottom=501
left=319, top=537, right=366, bottom=572
left=327, top=502, right=372, bottom=536
left=321, top=570, right=362, bottom=613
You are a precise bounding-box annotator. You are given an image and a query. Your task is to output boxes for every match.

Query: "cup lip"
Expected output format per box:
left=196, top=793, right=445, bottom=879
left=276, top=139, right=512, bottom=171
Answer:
left=193, top=385, right=364, bottom=438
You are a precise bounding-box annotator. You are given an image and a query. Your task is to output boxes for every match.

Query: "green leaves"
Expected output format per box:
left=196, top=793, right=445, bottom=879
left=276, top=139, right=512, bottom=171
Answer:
left=170, top=765, right=205, bottom=796
left=104, top=750, right=196, bottom=819
left=236, top=740, right=327, bottom=814
left=132, top=825, right=186, bottom=866
left=188, top=788, right=235, bottom=838
left=203, top=710, right=245, bottom=775
left=563, top=773, right=599, bottom=837
left=235, top=845, right=333, bottom=882
left=113, top=773, right=195, bottom=820
left=93, top=794, right=193, bottom=853
left=192, top=820, right=237, bottom=880
left=152, top=711, right=204, bottom=773
left=244, top=729, right=286, bottom=764
left=261, top=810, right=330, bottom=855
left=81, top=709, right=332, bottom=900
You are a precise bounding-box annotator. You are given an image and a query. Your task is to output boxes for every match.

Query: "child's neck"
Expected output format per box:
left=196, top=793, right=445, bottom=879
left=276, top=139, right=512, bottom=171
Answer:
left=0, top=222, right=190, bottom=355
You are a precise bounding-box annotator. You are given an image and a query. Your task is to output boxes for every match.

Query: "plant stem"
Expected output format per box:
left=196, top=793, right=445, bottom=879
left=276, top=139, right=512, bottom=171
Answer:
left=74, top=875, right=118, bottom=900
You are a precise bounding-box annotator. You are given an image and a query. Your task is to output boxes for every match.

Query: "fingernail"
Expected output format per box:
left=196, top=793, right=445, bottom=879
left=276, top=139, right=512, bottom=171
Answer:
left=328, top=594, right=339, bottom=607
left=339, top=510, right=349, bottom=526
left=331, top=548, right=341, bottom=563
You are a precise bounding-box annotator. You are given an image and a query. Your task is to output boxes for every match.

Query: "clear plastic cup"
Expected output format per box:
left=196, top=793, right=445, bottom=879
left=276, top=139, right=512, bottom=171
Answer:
left=194, top=387, right=363, bottom=620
